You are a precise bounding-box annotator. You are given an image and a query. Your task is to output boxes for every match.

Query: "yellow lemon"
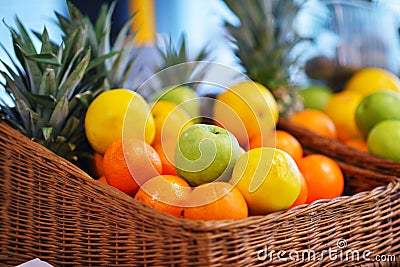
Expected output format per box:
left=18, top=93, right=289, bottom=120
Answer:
left=230, top=147, right=301, bottom=215
left=324, top=91, right=363, bottom=141
left=150, top=101, right=193, bottom=169
left=344, top=67, right=400, bottom=97
left=85, top=89, right=155, bottom=154
left=150, top=101, right=193, bottom=146
left=213, top=81, right=278, bottom=148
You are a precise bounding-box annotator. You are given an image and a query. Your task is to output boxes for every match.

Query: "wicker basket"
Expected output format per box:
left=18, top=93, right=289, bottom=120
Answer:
left=1, top=120, right=399, bottom=266
left=278, top=118, right=400, bottom=178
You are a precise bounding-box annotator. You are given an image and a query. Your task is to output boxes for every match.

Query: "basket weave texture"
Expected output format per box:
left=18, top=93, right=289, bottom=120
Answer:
left=278, top=118, right=400, bottom=177
left=1, top=121, right=400, bottom=266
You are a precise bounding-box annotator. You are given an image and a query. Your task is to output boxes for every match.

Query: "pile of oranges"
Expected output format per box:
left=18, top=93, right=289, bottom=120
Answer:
left=85, top=82, right=345, bottom=222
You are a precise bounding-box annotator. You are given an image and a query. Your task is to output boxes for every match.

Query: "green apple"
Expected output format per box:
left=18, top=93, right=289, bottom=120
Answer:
left=149, top=86, right=200, bottom=119
left=174, top=124, right=241, bottom=186
left=355, top=91, right=400, bottom=137
left=298, top=85, right=333, bottom=111
left=367, top=120, right=400, bottom=162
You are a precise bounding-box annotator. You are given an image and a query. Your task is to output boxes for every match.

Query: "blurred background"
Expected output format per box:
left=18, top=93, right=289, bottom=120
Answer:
left=1, top=0, right=400, bottom=93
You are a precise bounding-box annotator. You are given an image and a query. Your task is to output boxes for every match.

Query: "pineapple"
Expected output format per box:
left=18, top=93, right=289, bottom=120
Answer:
left=0, top=18, right=106, bottom=162
left=223, top=0, right=304, bottom=117
left=0, top=1, right=141, bottom=174
left=142, top=36, right=209, bottom=98
left=156, top=36, right=209, bottom=88
left=55, top=1, right=139, bottom=90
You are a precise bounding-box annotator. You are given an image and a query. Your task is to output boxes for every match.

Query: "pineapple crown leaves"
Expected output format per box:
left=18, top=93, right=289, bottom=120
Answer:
left=153, top=35, right=210, bottom=91
left=0, top=17, right=94, bottom=161
left=223, top=0, right=305, bottom=89
left=56, top=0, right=140, bottom=89
left=157, top=35, right=209, bottom=68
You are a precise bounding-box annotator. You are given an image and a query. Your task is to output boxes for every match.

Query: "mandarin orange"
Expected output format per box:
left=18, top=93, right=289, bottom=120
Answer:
left=103, top=138, right=162, bottom=196
left=344, top=138, right=368, bottom=152
left=91, top=152, right=105, bottom=178
left=297, top=154, right=344, bottom=204
left=135, top=175, right=191, bottom=218
left=275, top=130, right=303, bottom=163
left=152, top=143, right=177, bottom=175
left=183, top=182, right=248, bottom=221
left=289, top=173, right=308, bottom=208
left=97, top=176, right=109, bottom=185
left=290, top=109, right=337, bottom=139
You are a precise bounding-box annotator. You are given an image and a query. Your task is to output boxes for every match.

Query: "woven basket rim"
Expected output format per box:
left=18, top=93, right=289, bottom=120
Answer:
left=90, top=167, right=400, bottom=233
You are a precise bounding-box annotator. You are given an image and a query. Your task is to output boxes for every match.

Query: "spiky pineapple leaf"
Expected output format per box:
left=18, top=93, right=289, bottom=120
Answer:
left=14, top=98, right=44, bottom=137
left=26, top=53, right=61, bottom=66
left=41, top=127, right=53, bottom=141
left=96, top=3, right=115, bottom=62
left=73, top=91, right=93, bottom=109
left=56, top=29, right=89, bottom=86
left=120, top=57, right=138, bottom=88
left=61, top=116, right=80, bottom=138
left=86, top=51, right=119, bottom=72
left=0, top=65, right=28, bottom=102
left=113, top=13, right=138, bottom=51
left=39, top=68, right=57, bottom=96
left=56, top=1, right=141, bottom=91
left=105, top=12, right=138, bottom=87
left=39, top=27, right=53, bottom=54
left=5, top=20, right=46, bottom=94
left=25, top=93, right=54, bottom=110
left=0, top=69, right=30, bottom=107
left=152, top=35, right=210, bottom=92
left=49, top=95, right=68, bottom=133
left=14, top=17, right=36, bottom=54
left=57, top=48, right=90, bottom=99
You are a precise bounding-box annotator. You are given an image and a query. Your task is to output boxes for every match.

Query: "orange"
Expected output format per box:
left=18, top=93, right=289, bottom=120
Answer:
left=134, top=175, right=191, bottom=218
left=184, top=182, right=248, bottom=221
left=153, top=142, right=177, bottom=175
left=213, top=81, right=278, bottom=148
left=275, top=130, right=303, bottom=163
left=324, top=91, right=363, bottom=141
left=289, top=173, right=308, bottom=208
left=248, top=129, right=275, bottom=150
left=91, top=152, right=105, bottom=178
left=297, top=154, right=344, bottom=204
left=344, top=67, right=400, bottom=97
left=290, top=109, right=337, bottom=139
left=344, top=138, right=368, bottom=152
left=97, top=176, right=109, bottom=185
left=103, top=138, right=162, bottom=196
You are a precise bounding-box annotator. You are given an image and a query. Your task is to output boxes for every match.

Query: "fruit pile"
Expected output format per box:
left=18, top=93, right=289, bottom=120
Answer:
left=297, top=67, right=400, bottom=162
left=86, top=81, right=344, bottom=221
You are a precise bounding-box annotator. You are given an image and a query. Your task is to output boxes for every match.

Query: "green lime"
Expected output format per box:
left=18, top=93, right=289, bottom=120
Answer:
left=298, top=86, right=333, bottom=111
left=355, top=91, right=400, bottom=137
left=367, top=120, right=400, bottom=162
